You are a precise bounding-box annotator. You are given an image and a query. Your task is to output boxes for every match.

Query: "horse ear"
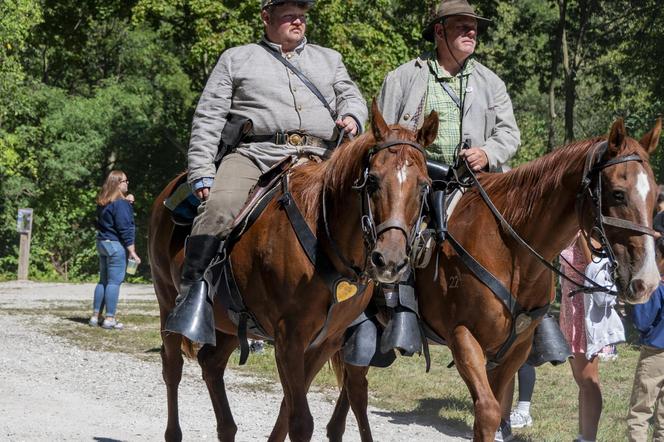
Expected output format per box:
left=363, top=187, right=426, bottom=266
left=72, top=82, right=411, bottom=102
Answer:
left=639, top=118, right=662, bottom=155
left=607, top=118, right=627, bottom=157
left=371, top=99, right=390, bottom=142
left=417, top=110, right=439, bottom=147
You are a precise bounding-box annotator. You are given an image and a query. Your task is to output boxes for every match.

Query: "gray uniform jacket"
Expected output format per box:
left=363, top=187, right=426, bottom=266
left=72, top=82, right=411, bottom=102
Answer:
left=188, top=38, right=368, bottom=183
left=377, top=56, right=520, bottom=171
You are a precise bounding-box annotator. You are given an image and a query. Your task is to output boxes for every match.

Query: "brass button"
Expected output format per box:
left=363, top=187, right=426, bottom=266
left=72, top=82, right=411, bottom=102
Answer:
left=403, top=113, right=411, bottom=121
left=286, top=53, right=293, bottom=59
left=297, top=105, right=302, bottom=111
left=288, top=133, right=303, bottom=146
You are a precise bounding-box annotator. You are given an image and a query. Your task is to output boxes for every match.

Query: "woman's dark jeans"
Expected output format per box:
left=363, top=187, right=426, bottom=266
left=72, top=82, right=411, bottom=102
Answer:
left=93, top=240, right=126, bottom=317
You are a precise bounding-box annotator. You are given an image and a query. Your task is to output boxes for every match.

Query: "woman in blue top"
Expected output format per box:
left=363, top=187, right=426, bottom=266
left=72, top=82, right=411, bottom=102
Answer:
left=89, top=170, right=141, bottom=329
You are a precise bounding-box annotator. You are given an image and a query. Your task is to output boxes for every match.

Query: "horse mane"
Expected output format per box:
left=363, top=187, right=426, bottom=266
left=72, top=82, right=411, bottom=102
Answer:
left=463, top=135, right=646, bottom=228
left=289, top=126, right=423, bottom=223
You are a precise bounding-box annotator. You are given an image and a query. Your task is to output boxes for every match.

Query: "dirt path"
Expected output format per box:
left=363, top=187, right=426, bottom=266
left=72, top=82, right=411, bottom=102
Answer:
left=0, top=281, right=469, bottom=441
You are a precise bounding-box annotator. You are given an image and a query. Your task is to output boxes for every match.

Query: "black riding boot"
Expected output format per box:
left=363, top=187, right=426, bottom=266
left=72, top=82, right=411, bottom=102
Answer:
left=342, top=309, right=397, bottom=368
left=526, top=314, right=573, bottom=366
left=164, top=234, right=221, bottom=346
left=379, top=277, right=423, bottom=357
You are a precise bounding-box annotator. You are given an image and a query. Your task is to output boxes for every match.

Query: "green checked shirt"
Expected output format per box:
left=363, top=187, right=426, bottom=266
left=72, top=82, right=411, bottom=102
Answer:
left=425, top=57, right=475, bottom=164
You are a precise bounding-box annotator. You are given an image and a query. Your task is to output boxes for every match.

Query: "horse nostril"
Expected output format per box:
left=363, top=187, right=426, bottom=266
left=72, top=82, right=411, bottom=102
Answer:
left=371, top=251, right=386, bottom=268
left=630, top=279, right=646, bottom=296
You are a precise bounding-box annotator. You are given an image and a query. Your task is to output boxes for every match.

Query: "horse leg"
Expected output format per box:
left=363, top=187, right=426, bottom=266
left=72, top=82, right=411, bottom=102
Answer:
left=449, top=325, right=501, bottom=441
left=161, top=330, right=185, bottom=442
left=487, top=339, right=532, bottom=424
left=326, top=376, right=351, bottom=442
left=198, top=331, right=240, bottom=442
left=325, top=354, right=372, bottom=442
left=269, top=334, right=342, bottom=442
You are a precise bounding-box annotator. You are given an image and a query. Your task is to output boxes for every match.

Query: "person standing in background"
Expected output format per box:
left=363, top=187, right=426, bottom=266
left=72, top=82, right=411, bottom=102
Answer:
left=626, top=278, right=664, bottom=441
left=90, top=170, right=141, bottom=330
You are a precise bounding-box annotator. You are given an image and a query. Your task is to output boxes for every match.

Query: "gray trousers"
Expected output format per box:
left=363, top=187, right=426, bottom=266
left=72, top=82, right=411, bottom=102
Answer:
left=191, top=153, right=263, bottom=238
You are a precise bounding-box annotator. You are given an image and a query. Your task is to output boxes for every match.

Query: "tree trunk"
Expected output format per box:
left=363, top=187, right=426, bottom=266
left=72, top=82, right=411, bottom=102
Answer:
left=548, top=0, right=567, bottom=151
left=561, top=0, right=592, bottom=144
left=561, top=21, right=574, bottom=143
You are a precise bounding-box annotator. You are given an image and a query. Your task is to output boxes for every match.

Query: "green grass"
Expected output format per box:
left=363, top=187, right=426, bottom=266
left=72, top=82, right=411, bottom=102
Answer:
left=4, top=299, right=645, bottom=441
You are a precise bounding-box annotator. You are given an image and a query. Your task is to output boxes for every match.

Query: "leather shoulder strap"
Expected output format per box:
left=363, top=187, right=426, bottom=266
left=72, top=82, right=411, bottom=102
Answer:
left=259, top=41, right=338, bottom=121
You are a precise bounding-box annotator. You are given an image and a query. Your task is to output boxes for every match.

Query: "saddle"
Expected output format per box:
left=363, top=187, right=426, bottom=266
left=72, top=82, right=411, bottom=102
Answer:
left=206, top=156, right=297, bottom=363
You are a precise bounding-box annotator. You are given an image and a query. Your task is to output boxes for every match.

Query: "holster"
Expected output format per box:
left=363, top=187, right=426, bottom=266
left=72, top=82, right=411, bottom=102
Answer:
left=426, top=160, right=450, bottom=243
left=379, top=277, right=423, bottom=357
left=214, top=115, right=253, bottom=165
left=430, top=190, right=447, bottom=242
left=342, top=310, right=396, bottom=368
left=526, top=314, right=572, bottom=367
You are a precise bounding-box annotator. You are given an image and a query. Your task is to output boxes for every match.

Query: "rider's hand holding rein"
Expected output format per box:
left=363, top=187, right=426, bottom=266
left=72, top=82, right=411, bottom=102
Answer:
left=460, top=147, right=489, bottom=172
left=336, top=115, right=359, bottom=137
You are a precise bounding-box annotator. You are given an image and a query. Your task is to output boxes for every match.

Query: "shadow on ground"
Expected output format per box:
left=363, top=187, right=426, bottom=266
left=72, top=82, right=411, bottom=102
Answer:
left=372, top=397, right=471, bottom=439
left=65, top=316, right=90, bottom=325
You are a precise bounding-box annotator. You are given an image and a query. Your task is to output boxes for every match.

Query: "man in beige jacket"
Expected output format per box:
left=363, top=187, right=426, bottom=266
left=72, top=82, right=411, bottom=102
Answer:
left=166, top=0, right=367, bottom=346
left=344, top=0, right=522, bottom=371
left=377, top=0, right=519, bottom=172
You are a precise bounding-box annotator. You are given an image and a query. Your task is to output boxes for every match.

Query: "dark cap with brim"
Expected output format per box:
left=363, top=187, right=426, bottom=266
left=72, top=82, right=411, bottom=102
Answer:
left=261, top=0, right=315, bottom=10
left=422, top=0, right=491, bottom=42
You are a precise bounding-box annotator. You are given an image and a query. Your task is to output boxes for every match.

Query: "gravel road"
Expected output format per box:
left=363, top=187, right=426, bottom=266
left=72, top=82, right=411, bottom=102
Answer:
left=0, top=281, right=469, bottom=441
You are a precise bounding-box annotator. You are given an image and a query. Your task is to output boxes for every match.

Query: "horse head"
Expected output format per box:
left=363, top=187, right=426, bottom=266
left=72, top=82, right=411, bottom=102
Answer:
left=363, top=100, right=438, bottom=283
left=582, top=118, right=662, bottom=303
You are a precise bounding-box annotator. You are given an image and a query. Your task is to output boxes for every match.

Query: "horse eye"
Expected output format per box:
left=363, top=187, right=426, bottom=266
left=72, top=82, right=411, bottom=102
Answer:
left=366, top=174, right=380, bottom=194
left=612, top=190, right=625, bottom=202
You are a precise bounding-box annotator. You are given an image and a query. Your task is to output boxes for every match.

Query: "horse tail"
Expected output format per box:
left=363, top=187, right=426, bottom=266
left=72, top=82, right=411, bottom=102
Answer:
left=330, top=350, right=345, bottom=390
left=181, top=337, right=198, bottom=359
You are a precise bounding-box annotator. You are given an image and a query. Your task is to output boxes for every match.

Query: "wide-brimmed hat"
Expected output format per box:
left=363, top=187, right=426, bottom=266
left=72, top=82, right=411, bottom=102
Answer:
left=261, top=0, right=315, bottom=10
left=422, top=0, right=491, bottom=42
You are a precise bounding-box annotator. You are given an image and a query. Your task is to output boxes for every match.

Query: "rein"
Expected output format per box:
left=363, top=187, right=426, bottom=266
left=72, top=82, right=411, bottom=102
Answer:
left=283, top=137, right=428, bottom=349
left=352, top=139, right=429, bottom=252
left=321, top=138, right=428, bottom=279
left=467, top=141, right=654, bottom=298
left=574, top=141, right=657, bottom=286
left=448, top=141, right=653, bottom=367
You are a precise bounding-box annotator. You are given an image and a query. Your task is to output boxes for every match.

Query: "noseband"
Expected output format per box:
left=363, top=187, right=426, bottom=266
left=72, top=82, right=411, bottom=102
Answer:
left=353, top=139, right=429, bottom=253
left=576, top=141, right=657, bottom=275
left=323, top=138, right=429, bottom=276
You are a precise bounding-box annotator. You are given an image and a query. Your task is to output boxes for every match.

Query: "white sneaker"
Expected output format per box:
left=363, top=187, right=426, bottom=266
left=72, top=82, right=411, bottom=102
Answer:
left=88, top=316, right=99, bottom=327
left=509, top=409, right=533, bottom=429
left=102, top=318, right=124, bottom=330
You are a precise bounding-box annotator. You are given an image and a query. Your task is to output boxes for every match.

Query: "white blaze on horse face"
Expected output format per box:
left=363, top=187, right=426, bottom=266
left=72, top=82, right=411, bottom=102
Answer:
left=397, top=163, right=409, bottom=185
left=636, top=171, right=650, bottom=203
left=632, top=167, right=659, bottom=296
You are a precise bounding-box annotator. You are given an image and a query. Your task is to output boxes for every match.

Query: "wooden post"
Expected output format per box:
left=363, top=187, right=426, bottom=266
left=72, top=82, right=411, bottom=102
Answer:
left=17, top=232, right=31, bottom=280
left=16, top=208, right=33, bottom=281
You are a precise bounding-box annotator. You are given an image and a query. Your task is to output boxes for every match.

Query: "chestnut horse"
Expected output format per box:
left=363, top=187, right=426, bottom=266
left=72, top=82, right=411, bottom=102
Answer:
left=148, top=104, right=439, bottom=441
left=325, top=118, right=662, bottom=441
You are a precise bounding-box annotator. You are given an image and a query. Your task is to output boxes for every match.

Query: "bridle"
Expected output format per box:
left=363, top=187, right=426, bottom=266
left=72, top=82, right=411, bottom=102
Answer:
left=461, top=140, right=656, bottom=296
left=574, top=140, right=657, bottom=285
left=322, top=138, right=429, bottom=279
left=446, top=140, right=656, bottom=367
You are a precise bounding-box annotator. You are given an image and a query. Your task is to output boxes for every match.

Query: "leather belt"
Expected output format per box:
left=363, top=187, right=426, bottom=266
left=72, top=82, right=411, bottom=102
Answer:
left=245, top=131, right=332, bottom=149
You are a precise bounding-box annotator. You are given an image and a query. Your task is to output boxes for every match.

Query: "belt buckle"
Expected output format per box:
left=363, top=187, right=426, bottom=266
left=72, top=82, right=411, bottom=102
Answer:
left=288, top=133, right=304, bottom=146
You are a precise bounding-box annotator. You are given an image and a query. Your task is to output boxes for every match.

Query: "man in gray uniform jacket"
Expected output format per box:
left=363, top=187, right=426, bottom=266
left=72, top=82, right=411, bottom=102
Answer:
left=166, top=0, right=368, bottom=345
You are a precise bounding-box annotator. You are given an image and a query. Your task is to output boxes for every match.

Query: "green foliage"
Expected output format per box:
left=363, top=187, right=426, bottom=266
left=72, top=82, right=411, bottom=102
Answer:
left=1, top=0, right=663, bottom=280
